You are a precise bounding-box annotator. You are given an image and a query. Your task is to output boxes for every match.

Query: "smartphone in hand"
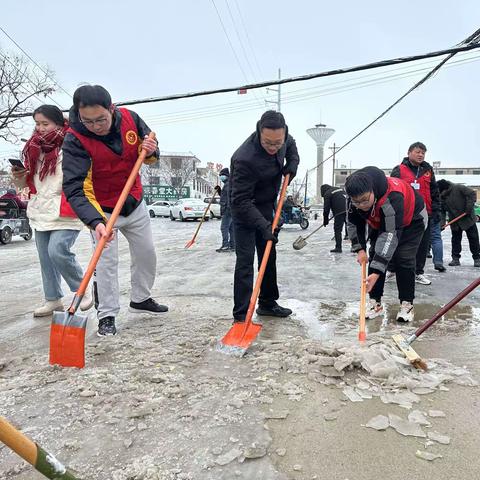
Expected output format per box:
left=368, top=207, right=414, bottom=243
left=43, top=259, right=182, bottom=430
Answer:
left=8, top=158, right=26, bottom=170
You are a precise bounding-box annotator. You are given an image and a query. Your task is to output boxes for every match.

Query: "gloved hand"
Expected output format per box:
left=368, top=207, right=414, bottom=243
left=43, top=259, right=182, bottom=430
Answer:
left=323, top=217, right=329, bottom=227
left=261, top=225, right=279, bottom=244
left=282, top=163, right=297, bottom=184
left=214, top=185, right=221, bottom=195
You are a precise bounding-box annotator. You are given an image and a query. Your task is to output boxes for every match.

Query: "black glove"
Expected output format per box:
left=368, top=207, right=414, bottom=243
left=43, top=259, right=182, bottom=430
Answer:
left=282, top=164, right=297, bottom=184
left=323, top=217, right=329, bottom=227
left=261, top=225, right=279, bottom=244
left=214, top=185, right=221, bottom=194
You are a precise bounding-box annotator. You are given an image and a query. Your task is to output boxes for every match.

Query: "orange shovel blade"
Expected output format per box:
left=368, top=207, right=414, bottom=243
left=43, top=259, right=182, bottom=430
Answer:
left=218, top=321, right=262, bottom=355
left=184, top=239, right=195, bottom=249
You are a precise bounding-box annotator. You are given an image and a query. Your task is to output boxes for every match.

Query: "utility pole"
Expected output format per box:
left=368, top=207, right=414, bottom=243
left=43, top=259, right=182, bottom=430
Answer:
left=329, top=143, right=340, bottom=186
left=304, top=170, right=308, bottom=206
left=265, top=68, right=281, bottom=111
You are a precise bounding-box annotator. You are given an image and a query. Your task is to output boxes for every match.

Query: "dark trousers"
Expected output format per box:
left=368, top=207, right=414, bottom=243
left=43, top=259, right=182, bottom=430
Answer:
left=233, top=223, right=279, bottom=320
left=220, top=210, right=234, bottom=248
left=415, top=217, right=432, bottom=274
left=334, top=212, right=346, bottom=250
left=369, top=218, right=425, bottom=304
left=451, top=224, right=480, bottom=260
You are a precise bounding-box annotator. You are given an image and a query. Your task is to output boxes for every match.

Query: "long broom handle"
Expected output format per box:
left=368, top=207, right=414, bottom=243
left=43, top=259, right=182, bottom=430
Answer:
left=358, top=260, right=367, bottom=342
left=186, top=189, right=218, bottom=245
left=72, top=133, right=155, bottom=300
left=244, top=175, right=290, bottom=326
left=441, top=212, right=466, bottom=230
left=408, top=276, right=480, bottom=343
left=0, top=417, right=79, bottom=479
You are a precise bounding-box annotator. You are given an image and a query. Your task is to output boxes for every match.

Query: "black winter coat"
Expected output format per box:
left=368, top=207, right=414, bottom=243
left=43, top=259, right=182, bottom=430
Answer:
left=440, top=183, right=477, bottom=231
left=320, top=184, right=347, bottom=224
left=229, top=127, right=299, bottom=232
left=219, top=177, right=230, bottom=215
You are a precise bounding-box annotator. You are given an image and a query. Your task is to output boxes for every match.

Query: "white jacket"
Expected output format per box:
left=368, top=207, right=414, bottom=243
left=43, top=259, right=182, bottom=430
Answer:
left=14, top=151, right=84, bottom=232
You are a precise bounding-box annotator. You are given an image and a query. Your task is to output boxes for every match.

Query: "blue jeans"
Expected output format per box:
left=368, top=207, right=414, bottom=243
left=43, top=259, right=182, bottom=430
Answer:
left=430, top=220, right=444, bottom=266
left=35, top=230, right=84, bottom=301
left=220, top=210, right=235, bottom=248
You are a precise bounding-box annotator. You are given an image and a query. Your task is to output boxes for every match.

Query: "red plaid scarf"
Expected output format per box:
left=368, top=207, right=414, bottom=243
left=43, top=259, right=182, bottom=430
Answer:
left=22, top=121, right=68, bottom=182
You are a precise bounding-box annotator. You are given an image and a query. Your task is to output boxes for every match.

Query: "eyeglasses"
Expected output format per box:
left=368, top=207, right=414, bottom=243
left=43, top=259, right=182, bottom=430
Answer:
left=351, top=194, right=372, bottom=207
left=79, top=116, right=109, bottom=128
left=261, top=140, right=284, bottom=148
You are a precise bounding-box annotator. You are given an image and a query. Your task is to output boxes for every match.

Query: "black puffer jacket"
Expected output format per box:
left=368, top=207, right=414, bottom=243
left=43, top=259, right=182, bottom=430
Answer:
left=437, top=180, right=477, bottom=231
left=320, top=184, right=347, bottom=224
left=230, top=124, right=299, bottom=232
left=219, top=167, right=230, bottom=215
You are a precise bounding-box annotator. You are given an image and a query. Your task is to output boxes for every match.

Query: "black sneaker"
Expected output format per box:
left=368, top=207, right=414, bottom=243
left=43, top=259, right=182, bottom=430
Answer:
left=426, top=252, right=432, bottom=259
left=129, top=298, right=168, bottom=314
left=474, top=259, right=480, bottom=268
left=434, top=264, right=446, bottom=272
left=97, top=316, right=117, bottom=337
left=449, top=258, right=460, bottom=266
left=330, top=248, right=342, bottom=253
left=256, top=302, right=292, bottom=317
left=216, top=246, right=230, bottom=252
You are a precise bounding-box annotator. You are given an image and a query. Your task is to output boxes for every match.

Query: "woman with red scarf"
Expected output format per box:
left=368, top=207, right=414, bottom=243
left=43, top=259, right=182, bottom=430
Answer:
left=11, top=105, right=93, bottom=317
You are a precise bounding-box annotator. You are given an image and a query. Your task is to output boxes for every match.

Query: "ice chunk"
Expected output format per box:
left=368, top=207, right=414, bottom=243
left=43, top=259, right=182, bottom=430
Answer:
left=408, top=410, right=431, bottom=427
left=365, top=415, right=389, bottom=431
left=388, top=414, right=426, bottom=437
left=428, top=410, right=446, bottom=418
left=427, top=431, right=451, bottom=445
left=343, top=386, right=363, bottom=402
left=415, top=450, right=442, bottom=461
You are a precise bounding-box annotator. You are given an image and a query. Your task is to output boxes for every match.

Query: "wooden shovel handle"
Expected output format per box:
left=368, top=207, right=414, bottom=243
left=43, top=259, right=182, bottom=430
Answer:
left=0, top=416, right=37, bottom=465
left=75, top=133, right=156, bottom=297
left=187, top=189, right=218, bottom=245
left=358, top=260, right=367, bottom=341
left=441, top=212, right=467, bottom=230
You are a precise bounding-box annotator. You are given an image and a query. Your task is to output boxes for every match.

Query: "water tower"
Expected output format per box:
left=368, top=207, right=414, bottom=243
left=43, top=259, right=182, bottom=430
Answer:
left=306, top=123, right=335, bottom=202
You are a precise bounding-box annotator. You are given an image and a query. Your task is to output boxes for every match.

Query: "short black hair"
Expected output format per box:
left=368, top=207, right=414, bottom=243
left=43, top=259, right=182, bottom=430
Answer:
left=33, top=105, right=65, bottom=127
left=73, top=85, right=112, bottom=111
left=408, top=141, right=427, bottom=153
left=259, top=110, right=286, bottom=130
left=345, top=171, right=374, bottom=197
left=436, top=179, right=451, bottom=192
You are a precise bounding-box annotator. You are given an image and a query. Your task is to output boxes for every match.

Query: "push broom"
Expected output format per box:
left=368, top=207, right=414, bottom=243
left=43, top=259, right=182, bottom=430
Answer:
left=0, top=416, right=80, bottom=479
left=217, top=174, right=290, bottom=356
left=185, top=189, right=219, bottom=248
left=393, top=276, right=480, bottom=370
left=50, top=133, right=156, bottom=368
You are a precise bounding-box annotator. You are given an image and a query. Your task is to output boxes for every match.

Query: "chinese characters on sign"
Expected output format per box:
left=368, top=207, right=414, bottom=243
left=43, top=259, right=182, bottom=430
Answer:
left=144, top=185, right=190, bottom=203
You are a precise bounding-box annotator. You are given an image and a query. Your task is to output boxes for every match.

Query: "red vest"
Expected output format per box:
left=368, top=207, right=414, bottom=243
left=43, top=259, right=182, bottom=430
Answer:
left=399, top=163, right=432, bottom=214
left=68, top=108, right=142, bottom=209
left=367, top=177, right=415, bottom=230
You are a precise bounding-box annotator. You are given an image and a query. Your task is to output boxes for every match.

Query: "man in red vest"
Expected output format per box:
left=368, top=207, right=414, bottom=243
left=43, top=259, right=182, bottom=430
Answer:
left=345, top=166, right=427, bottom=322
left=63, top=85, right=168, bottom=337
left=390, top=142, right=443, bottom=284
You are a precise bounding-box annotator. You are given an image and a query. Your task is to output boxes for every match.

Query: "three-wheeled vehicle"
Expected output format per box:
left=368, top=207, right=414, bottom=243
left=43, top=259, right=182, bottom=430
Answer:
left=0, top=198, right=32, bottom=244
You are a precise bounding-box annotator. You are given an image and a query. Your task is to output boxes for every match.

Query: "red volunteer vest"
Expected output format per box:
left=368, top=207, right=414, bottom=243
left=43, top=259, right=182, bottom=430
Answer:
left=67, top=108, right=142, bottom=209
left=367, top=177, right=415, bottom=230
left=398, top=163, right=432, bottom=214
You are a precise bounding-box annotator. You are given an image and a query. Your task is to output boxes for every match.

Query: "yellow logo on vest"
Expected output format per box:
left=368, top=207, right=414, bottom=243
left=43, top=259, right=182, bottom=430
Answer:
left=125, top=130, right=138, bottom=145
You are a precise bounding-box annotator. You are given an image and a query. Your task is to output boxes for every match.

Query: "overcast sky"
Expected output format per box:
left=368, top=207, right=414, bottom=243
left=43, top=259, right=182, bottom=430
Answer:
left=1, top=0, right=479, bottom=190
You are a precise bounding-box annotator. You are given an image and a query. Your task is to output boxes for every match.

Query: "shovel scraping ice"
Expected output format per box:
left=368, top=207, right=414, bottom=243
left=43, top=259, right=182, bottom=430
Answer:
left=50, top=132, right=156, bottom=368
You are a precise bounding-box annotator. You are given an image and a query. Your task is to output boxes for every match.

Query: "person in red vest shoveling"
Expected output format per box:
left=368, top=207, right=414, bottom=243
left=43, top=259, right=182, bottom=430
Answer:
left=62, top=85, right=168, bottom=337
left=345, top=166, right=427, bottom=323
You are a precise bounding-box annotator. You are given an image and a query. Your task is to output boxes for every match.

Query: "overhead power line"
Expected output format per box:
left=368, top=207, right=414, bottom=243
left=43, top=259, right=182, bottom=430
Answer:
left=2, top=41, right=480, bottom=120
left=0, top=26, right=72, bottom=98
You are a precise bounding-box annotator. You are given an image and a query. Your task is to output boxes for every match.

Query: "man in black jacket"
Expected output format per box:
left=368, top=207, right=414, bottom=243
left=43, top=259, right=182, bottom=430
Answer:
left=391, top=142, right=443, bottom=282
left=230, top=110, right=299, bottom=322
left=321, top=184, right=347, bottom=253
left=437, top=179, right=480, bottom=267
left=62, top=85, right=168, bottom=337
left=216, top=167, right=234, bottom=252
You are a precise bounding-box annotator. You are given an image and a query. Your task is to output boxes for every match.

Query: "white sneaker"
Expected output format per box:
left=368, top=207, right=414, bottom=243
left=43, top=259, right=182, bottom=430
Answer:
left=415, top=274, right=431, bottom=285
left=80, top=287, right=94, bottom=311
left=385, top=271, right=395, bottom=282
left=396, top=301, right=414, bottom=322
left=365, top=298, right=384, bottom=319
left=33, top=299, right=64, bottom=317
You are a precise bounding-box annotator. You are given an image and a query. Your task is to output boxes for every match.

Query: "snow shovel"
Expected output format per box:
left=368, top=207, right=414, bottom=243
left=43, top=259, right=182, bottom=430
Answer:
left=292, top=211, right=343, bottom=250
left=0, top=416, right=80, bottom=479
left=185, top=189, right=218, bottom=248
left=393, top=275, right=480, bottom=370
left=441, top=212, right=467, bottom=230
left=217, top=174, right=290, bottom=356
left=50, top=132, right=156, bottom=368
left=358, top=260, right=367, bottom=342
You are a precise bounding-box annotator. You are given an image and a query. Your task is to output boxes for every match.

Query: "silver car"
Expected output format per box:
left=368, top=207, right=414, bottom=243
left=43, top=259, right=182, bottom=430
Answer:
left=170, top=198, right=210, bottom=222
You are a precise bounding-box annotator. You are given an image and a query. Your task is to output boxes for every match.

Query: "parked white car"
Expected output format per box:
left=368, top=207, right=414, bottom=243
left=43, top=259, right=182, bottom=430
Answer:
left=148, top=200, right=173, bottom=218
left=169, top=198, right=210, bottom=221
left=204, top=196, right=221, bottom=219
